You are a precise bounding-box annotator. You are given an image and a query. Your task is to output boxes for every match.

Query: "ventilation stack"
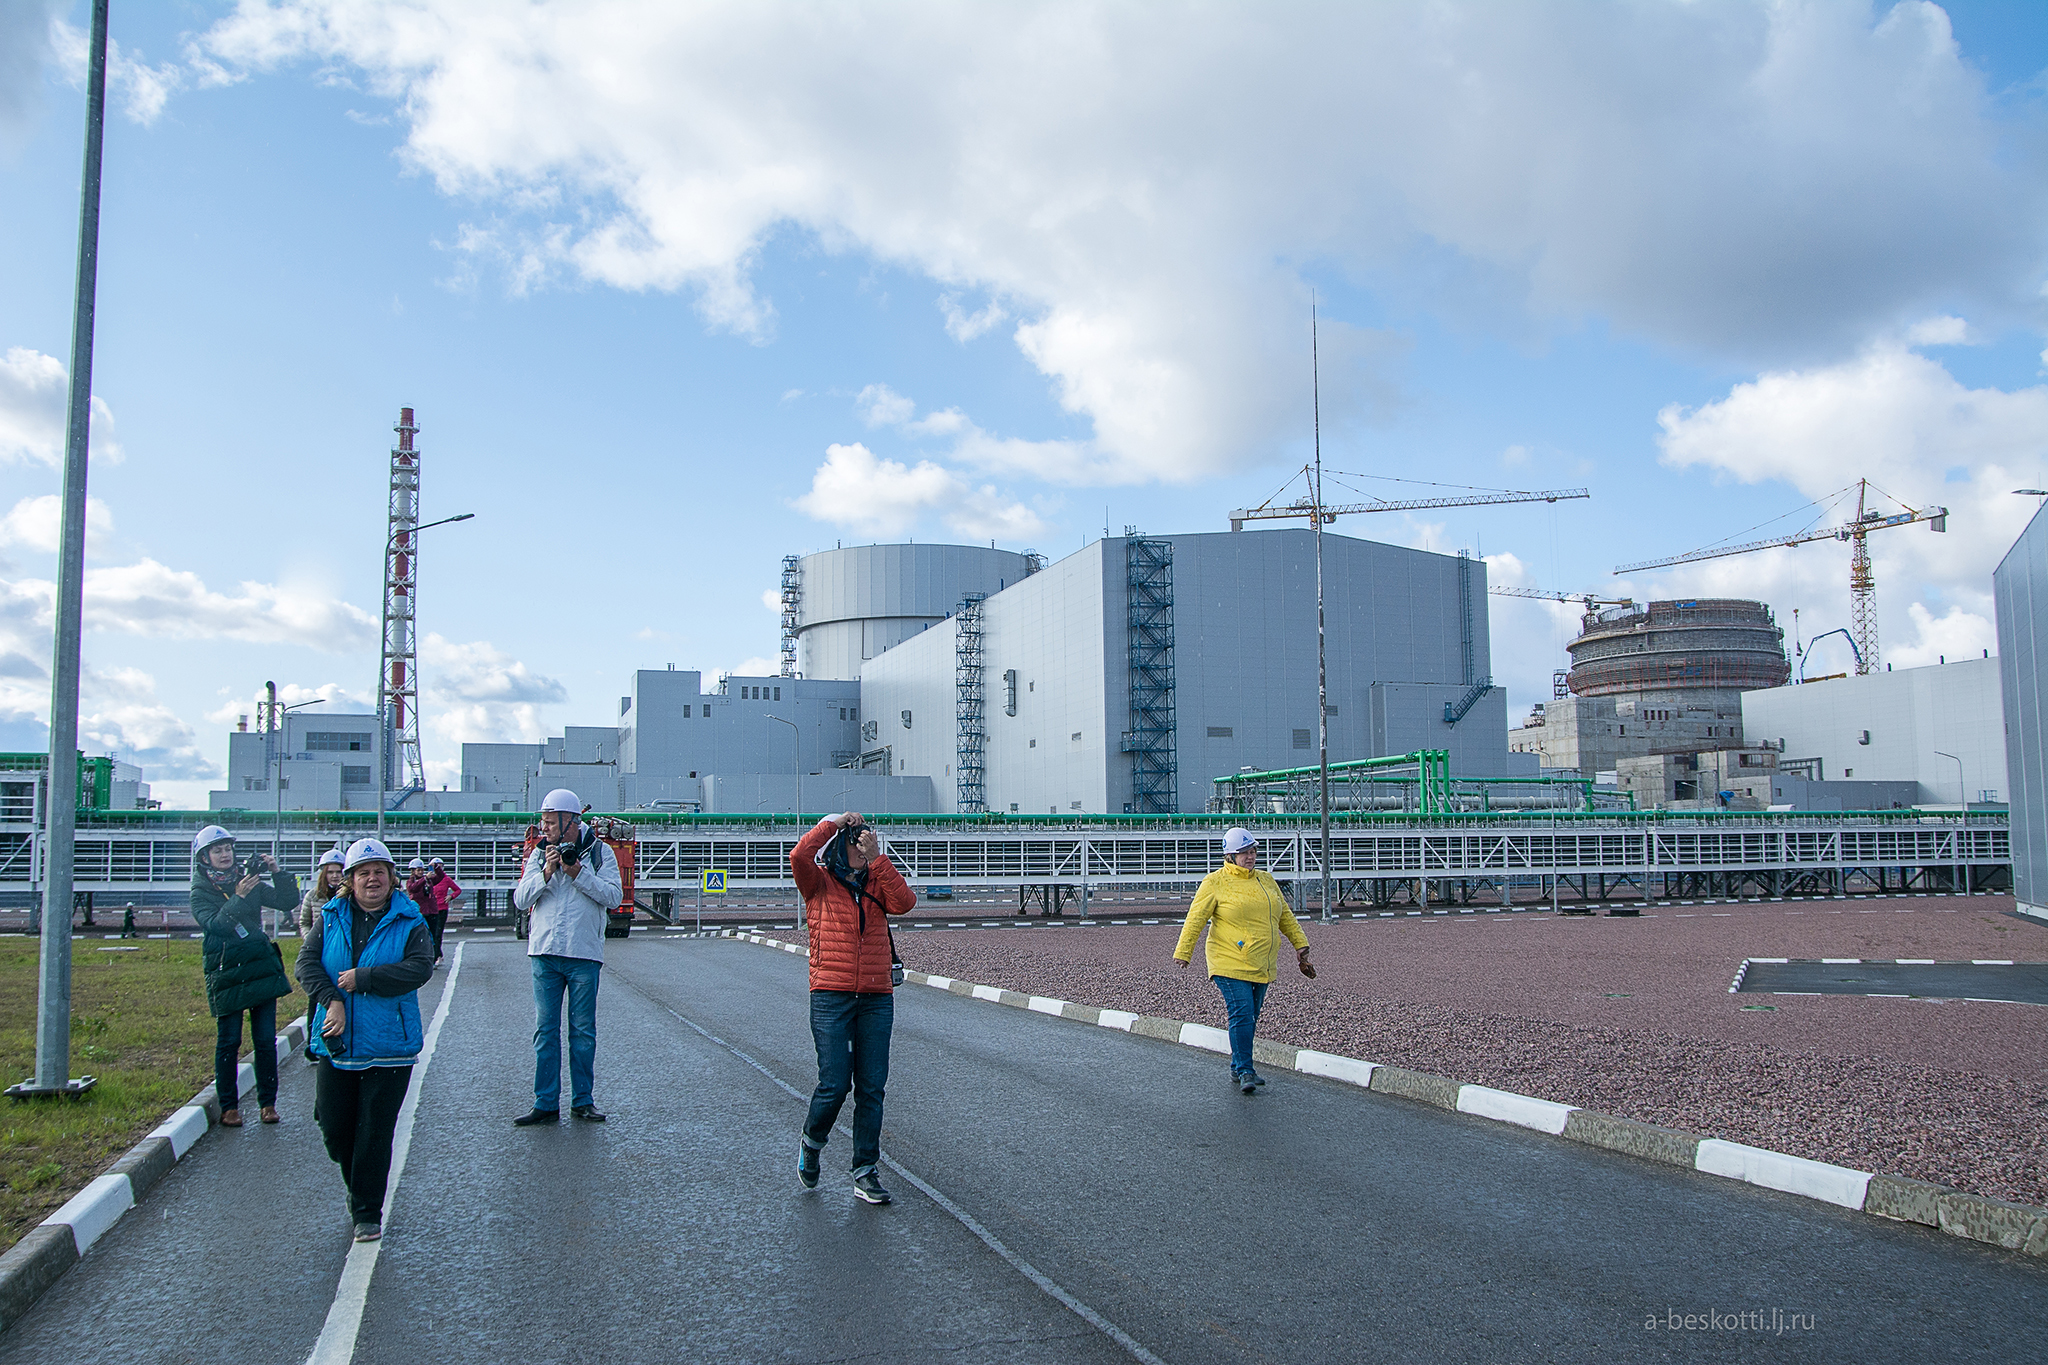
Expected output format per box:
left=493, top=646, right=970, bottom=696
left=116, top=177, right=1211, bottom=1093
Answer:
left=382, top=408, right=424, bottom=799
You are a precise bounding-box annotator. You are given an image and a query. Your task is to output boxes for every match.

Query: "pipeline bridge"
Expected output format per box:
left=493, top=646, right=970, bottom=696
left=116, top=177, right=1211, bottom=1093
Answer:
left=0, top=808, right=2011, bottom=911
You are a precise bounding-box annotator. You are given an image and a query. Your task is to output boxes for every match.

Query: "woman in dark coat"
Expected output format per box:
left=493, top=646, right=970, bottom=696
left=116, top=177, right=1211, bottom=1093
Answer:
left=189, top=825, right=299, bottom=1126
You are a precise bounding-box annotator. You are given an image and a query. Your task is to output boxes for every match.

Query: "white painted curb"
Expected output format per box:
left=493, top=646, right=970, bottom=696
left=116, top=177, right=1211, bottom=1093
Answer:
left=1457, top=1084, right=1577, bottom=1135
left=45, top=1173, right=134, bottom=1256
left=147, top=1105, right=210, bottom=1159
left=1026, top=996, right=1066, bottom=1016
left=1096, top=1009, right=1139, bottom=1031
left=1178, top=1023, right=1231, bottom=1054
left=1295, top=1050, right=1376, bottom=1087
left=1695, top=1139, right=1873, bottom=1210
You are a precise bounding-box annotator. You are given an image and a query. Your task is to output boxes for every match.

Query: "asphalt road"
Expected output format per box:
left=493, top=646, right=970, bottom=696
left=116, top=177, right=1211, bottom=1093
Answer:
left=7, top=936, right=2045, bottom=1364
left=1741, top=959, right=2048, bottom=1006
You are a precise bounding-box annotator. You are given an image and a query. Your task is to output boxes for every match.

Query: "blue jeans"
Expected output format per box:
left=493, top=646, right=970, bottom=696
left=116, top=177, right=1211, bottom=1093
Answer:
left=532, top=955, right=601, bottom=1110
left=804, top=990, right=893, bottom=1170
left=1212, top=975, right=1269, bottom=1076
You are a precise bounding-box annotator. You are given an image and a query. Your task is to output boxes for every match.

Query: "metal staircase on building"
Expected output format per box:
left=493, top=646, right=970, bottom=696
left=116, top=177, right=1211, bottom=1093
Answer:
left=1125, top=539, right=1178, bottom=813
left=1445, top=549, right=1494, bottom=726
left=955, top=593, right=987, bottom=813
left=779, top=555, right=802, bottom=678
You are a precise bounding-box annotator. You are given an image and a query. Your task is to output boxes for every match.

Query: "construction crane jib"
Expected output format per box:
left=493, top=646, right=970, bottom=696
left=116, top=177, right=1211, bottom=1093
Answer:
left=1229, top=484, right=1590, bottom=531
left=1612, top=479, right=1945, bottom=676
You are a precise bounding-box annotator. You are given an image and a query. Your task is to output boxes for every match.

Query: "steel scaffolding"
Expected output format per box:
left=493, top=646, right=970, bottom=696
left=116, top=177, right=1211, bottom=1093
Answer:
left=1125, top=539, right=1178, bottom=813
left=381, top=409, right=424, bottom=799
left=779, top=554, right=802, bottom=678
left=955, top=593, right=987, bottom=813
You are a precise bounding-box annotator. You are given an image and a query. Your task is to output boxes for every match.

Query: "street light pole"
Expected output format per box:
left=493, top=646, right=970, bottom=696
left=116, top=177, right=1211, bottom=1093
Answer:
left=15, top=0, right=109, bottom=1100
left=376, top=512, right=474, bottom=839
left=269, top=694, right=323, bottom=933
left=1935, top=750, right=1965, bottom=894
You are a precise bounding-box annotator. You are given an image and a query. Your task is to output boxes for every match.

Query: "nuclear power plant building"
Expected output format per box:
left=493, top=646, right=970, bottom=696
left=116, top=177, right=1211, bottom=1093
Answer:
left=851, top=531, right=1511, bottom=814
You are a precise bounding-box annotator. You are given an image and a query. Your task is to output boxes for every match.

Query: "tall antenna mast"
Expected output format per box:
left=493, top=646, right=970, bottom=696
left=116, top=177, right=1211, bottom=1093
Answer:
left=1313, top=298, right=1331, bottom=924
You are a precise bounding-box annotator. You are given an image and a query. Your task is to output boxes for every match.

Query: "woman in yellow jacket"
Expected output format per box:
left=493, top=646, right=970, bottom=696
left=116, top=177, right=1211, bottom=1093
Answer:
left=1173, top=827, right=1315, bottom=1093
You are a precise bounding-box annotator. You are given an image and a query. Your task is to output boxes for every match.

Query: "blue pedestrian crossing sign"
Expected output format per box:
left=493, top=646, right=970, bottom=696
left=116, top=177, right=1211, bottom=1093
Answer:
left=700, top=869, right=727, bottom=894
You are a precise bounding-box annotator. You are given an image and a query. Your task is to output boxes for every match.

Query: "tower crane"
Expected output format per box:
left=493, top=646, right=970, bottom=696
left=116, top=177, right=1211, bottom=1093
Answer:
left=1488, top=586, right=1635, bottom=609
left=1228, top=473, right=1589, bottom=530
left=1612, top=479, right=1945, bottom=675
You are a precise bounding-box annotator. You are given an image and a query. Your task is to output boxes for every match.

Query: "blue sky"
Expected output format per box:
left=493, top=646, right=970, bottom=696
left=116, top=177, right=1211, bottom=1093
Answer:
left=2, top=0, right=2045, bottom=807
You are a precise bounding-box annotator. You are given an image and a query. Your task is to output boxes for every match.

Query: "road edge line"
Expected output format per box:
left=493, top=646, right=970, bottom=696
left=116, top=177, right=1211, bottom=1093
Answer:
left=713, top=929, right=2048, bottom=1260
left=0, top=1011, right=312, bottom=1335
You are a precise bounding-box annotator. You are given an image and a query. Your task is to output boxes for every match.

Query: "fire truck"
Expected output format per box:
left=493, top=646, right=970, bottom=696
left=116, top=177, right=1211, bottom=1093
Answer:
left=512, top=815, right=638, bottom=940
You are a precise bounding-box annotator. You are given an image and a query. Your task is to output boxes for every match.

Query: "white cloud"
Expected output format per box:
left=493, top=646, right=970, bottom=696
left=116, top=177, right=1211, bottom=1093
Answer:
left=0, top=2, right=60, bottom=146
left=855, top=383, right=916, bottom=428
left=939, top=292, right=1007, bottom=342
left=1650, top=329, right=2048, bottom=667
left=49, top=17, right=187, bottom=125
left=418, top=632, right=567, bottom=750
left=195, top=1, right=2048, bottom=486
left=0, top=347, right=123, bottom=467
left=793, top=442, right=1047, bottom=541
left=759, top=589, right=782, bottom=613
left=204, top=681, right=377, bottom=728
left=71, top=560, right=375, bottom=648
left=0, top=494, right=114, bottom=553
left=726, top=656, right=781, bottom=680
left=75, top=665, right=215, bottom=782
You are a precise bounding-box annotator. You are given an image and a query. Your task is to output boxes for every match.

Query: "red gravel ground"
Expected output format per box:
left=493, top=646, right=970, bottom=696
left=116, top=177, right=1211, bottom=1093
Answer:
left=770, top=895, right=2048, bottom=1205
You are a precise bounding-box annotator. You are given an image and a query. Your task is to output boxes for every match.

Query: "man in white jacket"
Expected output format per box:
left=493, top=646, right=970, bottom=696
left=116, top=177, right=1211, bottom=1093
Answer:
left=512, top=788, right=623, bottom=1125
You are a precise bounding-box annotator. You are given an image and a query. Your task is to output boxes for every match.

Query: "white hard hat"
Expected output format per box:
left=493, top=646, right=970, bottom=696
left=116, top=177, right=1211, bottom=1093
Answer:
left=541, top=788, right=583, bottom=814
left=430, top=857, right=444, bottom=868
left=193, top=825, right=234, bottom=855
left=1222, top=827, right=1257, bottom=853
left=317, top=848, right=346, bottom=868
left=344, top=838, right=397, bottom=872
left=408, top=858, right=426, bottom=871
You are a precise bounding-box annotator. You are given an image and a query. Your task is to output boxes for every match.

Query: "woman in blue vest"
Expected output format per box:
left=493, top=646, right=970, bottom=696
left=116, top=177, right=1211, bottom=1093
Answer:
left=295, top=837, right=433, bottom=1243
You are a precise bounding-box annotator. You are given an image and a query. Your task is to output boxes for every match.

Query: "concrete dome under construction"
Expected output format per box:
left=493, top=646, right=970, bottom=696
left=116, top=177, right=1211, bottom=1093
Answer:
left=1567, top=599, right=1790, bottom=699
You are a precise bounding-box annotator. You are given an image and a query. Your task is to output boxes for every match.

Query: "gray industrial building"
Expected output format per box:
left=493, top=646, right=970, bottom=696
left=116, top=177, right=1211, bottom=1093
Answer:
left=1995, top=500, right=2048, bottom=922
left=209, top=711, right=391, bottom=812
left=856, top=530, right=1509, bottom=815
left=1740, top=657, right=2007, bottom=808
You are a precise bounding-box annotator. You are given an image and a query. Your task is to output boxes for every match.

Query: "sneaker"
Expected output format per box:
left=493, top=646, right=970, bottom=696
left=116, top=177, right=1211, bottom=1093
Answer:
left=798, top=1142, right=821, bottom=1191
left=1236, top=1071, right=1257, bottom=1095
left=513, top=1108, right=560, bottom=1126
left=571, top=1105, right=607, bottom=1123
left=851, top=1167, right=892, bottom=1205
left=1250, top=1071, right=1267, bottom=1088
left=353, top=1222, right=382, bottom=1242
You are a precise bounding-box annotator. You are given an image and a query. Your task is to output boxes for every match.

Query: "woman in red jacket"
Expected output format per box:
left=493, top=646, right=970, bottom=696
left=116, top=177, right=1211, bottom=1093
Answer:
left=792, top=811, right=916, bottom=1204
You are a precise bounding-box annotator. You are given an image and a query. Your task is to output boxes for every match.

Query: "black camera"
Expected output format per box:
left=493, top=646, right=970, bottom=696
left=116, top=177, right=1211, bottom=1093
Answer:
left=241, top=854, right=273, bottom=879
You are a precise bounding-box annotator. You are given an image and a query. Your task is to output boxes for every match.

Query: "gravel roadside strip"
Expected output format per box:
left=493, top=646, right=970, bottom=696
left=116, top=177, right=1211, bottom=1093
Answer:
left=760, top=899, right=2048, bottom=1208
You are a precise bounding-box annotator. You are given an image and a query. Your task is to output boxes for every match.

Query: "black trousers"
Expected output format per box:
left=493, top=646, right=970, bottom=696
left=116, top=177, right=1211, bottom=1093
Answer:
left=314, top=1061, right=413, bottom=1224
left=424, top=911, right=447, bottom=958
left=214, top=998, right=278, bottom=1110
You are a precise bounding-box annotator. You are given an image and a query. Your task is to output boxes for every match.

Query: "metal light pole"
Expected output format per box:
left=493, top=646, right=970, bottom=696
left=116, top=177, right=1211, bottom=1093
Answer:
left=1936, top=750, right=1965, bottom=893
left=13, top=0, right=109, bottom=1100
left=376, top=512, right=474, bottom=838
left=766, top=714, right=800, bottom=817
left=269, top=694, right=323, bottom=933
left=1312, top=300, right=1332, bottom=924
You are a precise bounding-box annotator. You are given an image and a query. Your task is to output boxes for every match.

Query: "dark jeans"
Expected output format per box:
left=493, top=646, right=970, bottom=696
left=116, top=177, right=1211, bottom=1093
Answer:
left=804, top=990, right=893, bottom=1171
left=314, top=1061, right=413, bottom=1224
left=532, top=955, right=601, bottom=1110
left=214, top=997, right=278, bottom=1110
left=1212, top=975, right=1269, bottom=1076
left=424, top=912, right=447, bottom=958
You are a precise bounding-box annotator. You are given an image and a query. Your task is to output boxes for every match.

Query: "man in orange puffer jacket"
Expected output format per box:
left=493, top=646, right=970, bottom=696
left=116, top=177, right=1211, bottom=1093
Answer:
left=792, top=811, right=916, bottom=1204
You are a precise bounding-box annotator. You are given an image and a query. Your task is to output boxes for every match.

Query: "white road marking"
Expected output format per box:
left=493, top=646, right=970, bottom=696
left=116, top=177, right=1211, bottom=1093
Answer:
left=637, top=977, right=1168, bottom=1365
left=304, top=939, right=466, bottom=1365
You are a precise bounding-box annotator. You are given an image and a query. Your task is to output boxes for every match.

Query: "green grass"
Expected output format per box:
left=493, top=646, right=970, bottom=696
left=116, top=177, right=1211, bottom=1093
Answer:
left=0, top=938, right=302, bottom=1253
